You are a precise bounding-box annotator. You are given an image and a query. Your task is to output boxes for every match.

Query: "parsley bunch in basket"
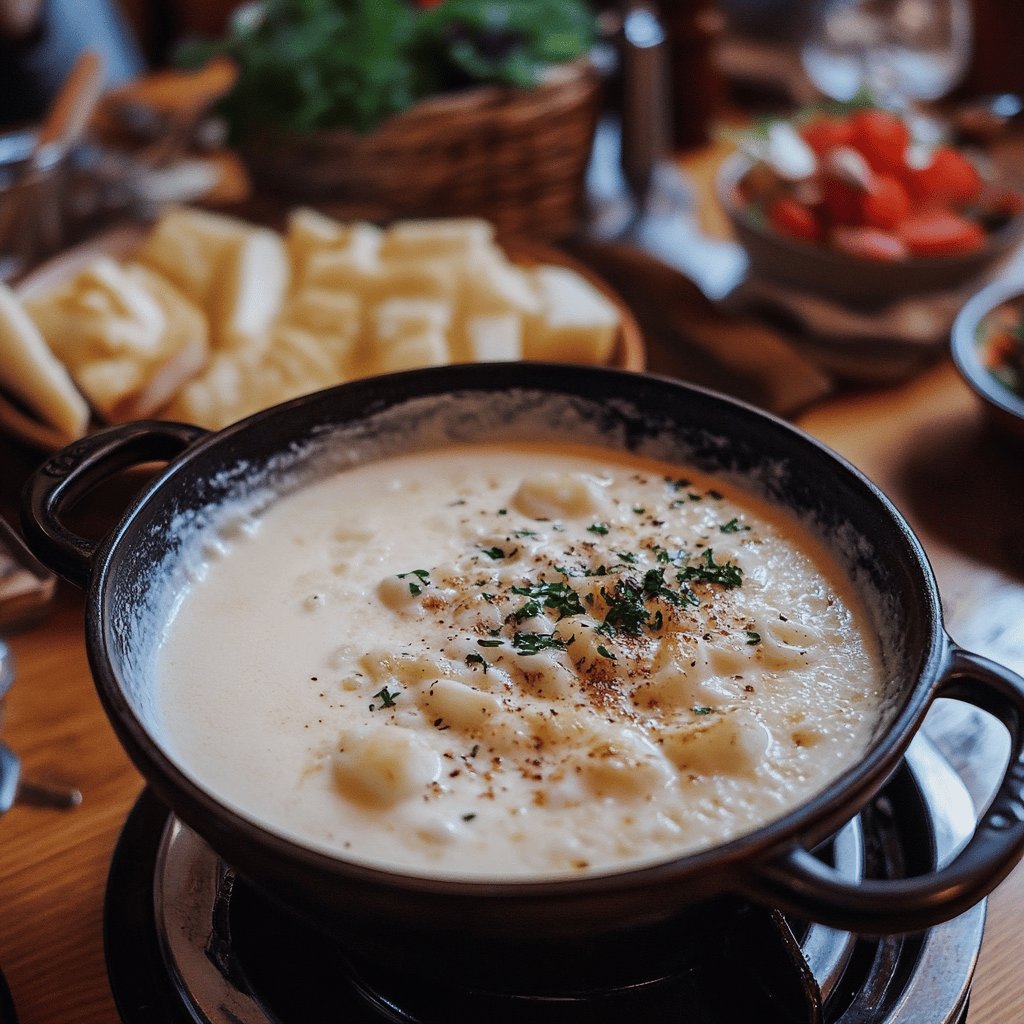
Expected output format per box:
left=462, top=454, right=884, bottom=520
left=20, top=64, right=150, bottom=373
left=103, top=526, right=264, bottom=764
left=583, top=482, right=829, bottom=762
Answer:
left=178, top=0, right=596, bottom=142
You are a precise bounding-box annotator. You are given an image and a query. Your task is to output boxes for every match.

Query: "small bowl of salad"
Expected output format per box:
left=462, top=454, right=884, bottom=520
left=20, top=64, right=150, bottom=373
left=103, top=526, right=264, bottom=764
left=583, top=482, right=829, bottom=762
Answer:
left=951, top=279, right=1024, bottom=442
left=719, top=103, right=1024, bottom=307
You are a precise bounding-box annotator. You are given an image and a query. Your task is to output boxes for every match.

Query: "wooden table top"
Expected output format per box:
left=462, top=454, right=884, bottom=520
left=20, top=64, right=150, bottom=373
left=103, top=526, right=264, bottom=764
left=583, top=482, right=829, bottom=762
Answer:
left=2, top=159, right=1024, bottom=1024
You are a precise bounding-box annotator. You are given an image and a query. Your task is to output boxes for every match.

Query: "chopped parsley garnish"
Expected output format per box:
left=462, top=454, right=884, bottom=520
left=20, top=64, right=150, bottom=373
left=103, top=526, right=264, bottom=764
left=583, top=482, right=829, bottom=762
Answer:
left=746, top=630, right=762, bottom=645
left=480, top=546, right=507, bottom=560
left=396, top=568, right=430, bottom=595
left=477, top=638, right=503, bottom=648
left=693, top=705, right=713, bottom=715
left=652, top=544, right=686, bottom=566
left=469, top=744, right=480, bottom=758
left=598, top=577, right=653, bottom=636
left=677, top=549, right=743, bottom=589
left=513, top=529, right=539, bottom=538
left=466, top=652, right=489, bottom=672
left=587, top=522, right=610, bottom=535
left=462, top=813, right=477, bottom=821
left=632, top=506, right=646, bottom=515
left=708, top=490, right=724, bottom=500
left=719, top=518, right=749, bottom=533
left=642, top=567, right=688, bottom=607
left=511, top=632, right=572, bottom=655
left=596, top=644, right=616, bottom=660
left=615, top=551, right=638, bottom=564
left=370, top=686, right=399, bottom=710
left=509, top=581, right=585, bottom=622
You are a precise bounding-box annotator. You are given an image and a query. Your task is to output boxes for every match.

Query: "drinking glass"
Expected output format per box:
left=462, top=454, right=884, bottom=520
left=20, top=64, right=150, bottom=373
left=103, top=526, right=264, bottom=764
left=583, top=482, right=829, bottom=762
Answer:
left=800, top=0, right=973, bottom=106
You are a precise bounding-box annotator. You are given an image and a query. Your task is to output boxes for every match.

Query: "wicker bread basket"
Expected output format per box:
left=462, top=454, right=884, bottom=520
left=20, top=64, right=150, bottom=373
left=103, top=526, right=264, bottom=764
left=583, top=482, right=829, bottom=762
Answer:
left=242, top=60, right=602, bottom=241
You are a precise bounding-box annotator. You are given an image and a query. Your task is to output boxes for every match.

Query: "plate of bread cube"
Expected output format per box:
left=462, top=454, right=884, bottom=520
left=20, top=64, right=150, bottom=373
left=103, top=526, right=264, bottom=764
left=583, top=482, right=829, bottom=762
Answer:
left=0, top=207, right=644, bottom=450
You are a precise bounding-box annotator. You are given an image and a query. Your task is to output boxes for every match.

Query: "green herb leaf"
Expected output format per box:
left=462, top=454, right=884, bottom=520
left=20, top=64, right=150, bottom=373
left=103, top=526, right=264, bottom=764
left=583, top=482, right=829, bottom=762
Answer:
left=511, top=631, right=572, bottom=655
left=677, top=549, right=743, bottom=589
left=397, top=568, right=430, bottom=595
left=719, top=518, right=750, bottom=534
left=509, top=581, right=585, bottom=622
left=370, top=686, right=399, bottom=710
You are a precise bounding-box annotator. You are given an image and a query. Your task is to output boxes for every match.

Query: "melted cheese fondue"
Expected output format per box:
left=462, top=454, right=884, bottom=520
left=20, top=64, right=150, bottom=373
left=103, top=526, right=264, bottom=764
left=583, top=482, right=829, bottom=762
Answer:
left=157, top=443, right=883, bottom=879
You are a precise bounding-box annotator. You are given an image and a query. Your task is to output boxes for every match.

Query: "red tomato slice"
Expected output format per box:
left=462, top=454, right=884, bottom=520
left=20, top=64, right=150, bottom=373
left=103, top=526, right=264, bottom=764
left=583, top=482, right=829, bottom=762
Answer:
left=907, top=146, right=983, bottom=206
left=849, top=108, right=911, bottom=176
left=831, top=226, right=909, bottom=261
left=860, top=174, right=911, bottom=230
left=821, top=176, right=864, bottom=226
left=768, top=197, right=822, bottom=243
left=799, top=116, right=854, bottom=158
left=898, top=211, right=985, bottom=256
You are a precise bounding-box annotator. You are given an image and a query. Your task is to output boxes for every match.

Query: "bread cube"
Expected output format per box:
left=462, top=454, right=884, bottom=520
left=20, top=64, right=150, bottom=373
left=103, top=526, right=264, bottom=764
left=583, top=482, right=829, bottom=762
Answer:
left=291, top=214, right=382, bottom=287
left=279, top=289, right=362, bottom=374
left=462, top=312, right=523, bottom=362
left=379, top=218, right=494, bottom=262
left=523, top=265, right=620, bottom=364
left=135, top=206, right=253, bottom=306
left=368, top=329, right=450, bottom=374
left=372, top=297, right=452, bottom=342
left=269, top=324, right=340, bottom=388
left=215, top=227, right=289, bottom=354
left=460, top=249, right=541, bottom=318
left=136, top=206, right=289, bottom=354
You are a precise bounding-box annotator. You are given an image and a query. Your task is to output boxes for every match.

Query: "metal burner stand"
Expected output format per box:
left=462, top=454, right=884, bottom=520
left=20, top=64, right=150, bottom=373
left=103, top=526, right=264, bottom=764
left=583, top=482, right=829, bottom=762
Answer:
left=105, top=733, right=985, bottom=1024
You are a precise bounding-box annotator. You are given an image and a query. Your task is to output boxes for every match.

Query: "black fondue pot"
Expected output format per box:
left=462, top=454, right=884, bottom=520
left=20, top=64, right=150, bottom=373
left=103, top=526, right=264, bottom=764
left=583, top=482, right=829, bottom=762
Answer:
left=21, top=364, right=1024, bottom=994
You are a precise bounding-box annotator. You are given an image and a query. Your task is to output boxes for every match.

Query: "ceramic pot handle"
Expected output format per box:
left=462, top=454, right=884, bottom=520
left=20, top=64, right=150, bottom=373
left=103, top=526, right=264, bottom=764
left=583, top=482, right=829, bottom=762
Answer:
left=749, top=642, right=1024, bottom=934
left=20, top=420, right=207, bottom=590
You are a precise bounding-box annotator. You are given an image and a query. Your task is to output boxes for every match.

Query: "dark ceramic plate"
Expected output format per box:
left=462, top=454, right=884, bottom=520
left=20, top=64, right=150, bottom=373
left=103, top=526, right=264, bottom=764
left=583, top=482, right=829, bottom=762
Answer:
left=950, top=278, right=1024, bottom=442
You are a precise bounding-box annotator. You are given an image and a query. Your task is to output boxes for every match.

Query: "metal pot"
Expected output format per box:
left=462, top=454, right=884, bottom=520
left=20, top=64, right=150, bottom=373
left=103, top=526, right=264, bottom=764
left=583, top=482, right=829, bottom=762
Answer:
left=20, top=364, right=1024, bottom=989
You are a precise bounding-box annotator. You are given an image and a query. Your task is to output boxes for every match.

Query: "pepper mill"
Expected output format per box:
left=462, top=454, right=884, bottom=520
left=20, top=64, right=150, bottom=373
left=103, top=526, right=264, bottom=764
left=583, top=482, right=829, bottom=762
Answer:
left=655, top=0, right=725, bottom=150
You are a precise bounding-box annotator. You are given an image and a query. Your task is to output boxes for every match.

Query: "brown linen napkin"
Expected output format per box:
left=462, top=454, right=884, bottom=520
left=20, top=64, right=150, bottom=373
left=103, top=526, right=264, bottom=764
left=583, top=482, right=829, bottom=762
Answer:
left=567, top=238, right=833, bottom=417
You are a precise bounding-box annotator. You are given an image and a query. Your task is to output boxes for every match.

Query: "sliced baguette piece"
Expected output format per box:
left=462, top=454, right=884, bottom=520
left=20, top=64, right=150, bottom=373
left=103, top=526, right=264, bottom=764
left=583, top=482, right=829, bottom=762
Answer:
left=114, top=264, right=209, bottom=420
left=23, top=259, right=209, bottom=423
left=0, top=283, right=89, bottom=440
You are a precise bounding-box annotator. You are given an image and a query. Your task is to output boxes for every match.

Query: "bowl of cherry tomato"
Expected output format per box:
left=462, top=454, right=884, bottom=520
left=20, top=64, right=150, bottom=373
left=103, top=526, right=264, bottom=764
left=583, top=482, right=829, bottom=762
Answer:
left=951, top=279, right=1024, bottom=442
left=719, top=105, right=1024, bottom=307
